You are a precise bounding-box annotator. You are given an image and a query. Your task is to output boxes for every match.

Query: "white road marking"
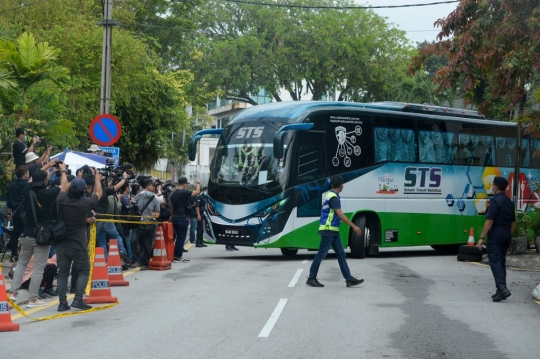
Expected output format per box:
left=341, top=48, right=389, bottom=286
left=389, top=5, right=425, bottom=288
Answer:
left=288, top=269, right=304, bottom=288
left=302, top=259, right=308, bottom=264
left=258, top=298, right=288, bottom=338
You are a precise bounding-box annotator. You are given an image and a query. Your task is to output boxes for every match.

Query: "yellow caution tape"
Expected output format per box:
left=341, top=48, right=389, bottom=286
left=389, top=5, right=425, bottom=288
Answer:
left=85, top=223, right=97, bottom=295
left=96, top=218, right=161, bottom=225
left=7, top=296, right=118, bottom=321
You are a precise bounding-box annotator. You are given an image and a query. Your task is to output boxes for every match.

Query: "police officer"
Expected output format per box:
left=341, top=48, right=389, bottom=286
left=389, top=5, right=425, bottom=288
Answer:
left=477, top=176, right=516, bottom=302
left=306, top=176, right=364, bottom=288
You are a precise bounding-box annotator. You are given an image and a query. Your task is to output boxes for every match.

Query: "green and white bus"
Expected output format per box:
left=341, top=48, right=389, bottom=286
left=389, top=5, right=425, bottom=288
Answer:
left=189, top=101, right=539, bottom=257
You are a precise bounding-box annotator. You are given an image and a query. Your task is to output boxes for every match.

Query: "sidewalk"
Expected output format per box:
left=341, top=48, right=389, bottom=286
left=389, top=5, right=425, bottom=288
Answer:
left=481, top=250, right=540, bottom=271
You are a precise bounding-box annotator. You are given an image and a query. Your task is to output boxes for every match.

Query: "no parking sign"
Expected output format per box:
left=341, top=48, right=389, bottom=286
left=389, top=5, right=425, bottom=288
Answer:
left=89, top=114, right=122, bottom=146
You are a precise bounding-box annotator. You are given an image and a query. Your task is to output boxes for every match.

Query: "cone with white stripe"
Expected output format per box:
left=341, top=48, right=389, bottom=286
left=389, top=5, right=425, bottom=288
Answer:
left=0, top=268, right=19, bottom=332
left=467, top=228, right=476, bottom=246
left=149, top=225, right=171, bottom=271
left=85, top=247, right=118, bottom=304
left=107, top=239, right=129, bottom=286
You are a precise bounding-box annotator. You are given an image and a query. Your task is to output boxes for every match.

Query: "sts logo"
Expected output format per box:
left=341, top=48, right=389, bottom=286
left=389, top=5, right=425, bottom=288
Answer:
left=404, top=167, right=442, bottom=194
left=236, top=127, right=264, bottom=139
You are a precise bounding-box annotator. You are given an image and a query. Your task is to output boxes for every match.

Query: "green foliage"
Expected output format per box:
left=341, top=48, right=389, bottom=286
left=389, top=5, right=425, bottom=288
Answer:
left=522, top=207, right=540, bottom=243
left=192, top=0, right=413, bottom=103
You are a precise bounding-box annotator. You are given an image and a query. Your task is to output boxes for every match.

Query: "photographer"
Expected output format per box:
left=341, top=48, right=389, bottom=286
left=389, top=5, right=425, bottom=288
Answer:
left=170, top=177, right=201, bottom=263
left=6, top=165, right=29, bottom=261
left=131, top=182, right=161, bottom=271
left=56, top=168, right=103, bottom=311
left=9, top=165, right=65, bottom=308
left=92, top=170, right=131, bottom=263
left=25, top=145, right=54, bottom=177
left=12, top=128, right=39, bottom=167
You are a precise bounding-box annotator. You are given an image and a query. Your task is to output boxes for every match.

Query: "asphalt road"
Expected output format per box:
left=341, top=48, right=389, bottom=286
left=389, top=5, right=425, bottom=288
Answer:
left=3, top=245, right=540, bottom=359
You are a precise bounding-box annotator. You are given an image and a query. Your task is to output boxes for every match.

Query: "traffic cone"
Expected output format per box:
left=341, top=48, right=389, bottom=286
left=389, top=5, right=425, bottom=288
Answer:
left=107, top=240, right=129, bottom=286
left=85, top=247, right=118, bottom=304
left=149, top=225, right=172, bottom=271
left=467, top=228, right=475, bottom=246
left=163, top=222, right=175, bottom=263
left=0, top=268, right=19, bottom=331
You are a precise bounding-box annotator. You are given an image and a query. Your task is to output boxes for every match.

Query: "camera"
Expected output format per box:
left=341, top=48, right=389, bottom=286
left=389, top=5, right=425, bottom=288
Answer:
left=53, top=160, right=64, bottom=168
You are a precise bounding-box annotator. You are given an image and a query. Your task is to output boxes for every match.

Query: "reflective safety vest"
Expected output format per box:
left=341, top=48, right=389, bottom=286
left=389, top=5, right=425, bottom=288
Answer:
left=319, top=191, right=340, bottom=232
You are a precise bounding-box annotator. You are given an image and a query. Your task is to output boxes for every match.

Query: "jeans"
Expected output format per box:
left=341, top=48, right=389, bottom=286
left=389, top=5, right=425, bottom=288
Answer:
left=10, top=236, right=50, bottom=301
left=96, top=221, right=128, bottom=259
left=172, top=216, right=189, bottom=258
left=130, top=225, right=156, bottom=266
left=309, top=234, right=353, bottom=280
left=487, top=236, right=511, bottom=285
left=56, top=244, right=90, bottom=302
left=189, top=217, right=197, bottom=243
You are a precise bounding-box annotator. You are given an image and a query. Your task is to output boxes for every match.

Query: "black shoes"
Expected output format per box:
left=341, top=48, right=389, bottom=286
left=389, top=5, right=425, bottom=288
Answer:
left=58, top=301, right=71, bottom=312
left=346, top=277, right=365, bottom=288
left=71, top=299, right=92, bottom=310
left=306, top=278, right=324, bottom=287
left=120, top=252, right=131, bottom=265
left=196, top=243, right=208, bottom=247
left=492, top=284, right=511, bottom=302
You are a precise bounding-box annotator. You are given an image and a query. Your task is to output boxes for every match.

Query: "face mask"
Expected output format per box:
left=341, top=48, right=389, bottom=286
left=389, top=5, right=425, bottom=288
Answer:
left=145, top=190, right=154, bottom=196
left=24, top=135, right=27, bottom=142
left=203, top=191, right=208, bottom=196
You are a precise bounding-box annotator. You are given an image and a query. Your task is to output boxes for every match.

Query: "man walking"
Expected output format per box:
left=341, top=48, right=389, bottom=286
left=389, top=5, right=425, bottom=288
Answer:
left=56, top=169, right=102, bottom=311
left=307, top=176, right=364, bottom=288
left=477, top=176, right=515, bottom=302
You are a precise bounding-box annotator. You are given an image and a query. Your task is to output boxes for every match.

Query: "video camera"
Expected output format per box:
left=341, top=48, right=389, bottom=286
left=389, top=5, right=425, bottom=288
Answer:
left=97, top=159, right=135, bottom=184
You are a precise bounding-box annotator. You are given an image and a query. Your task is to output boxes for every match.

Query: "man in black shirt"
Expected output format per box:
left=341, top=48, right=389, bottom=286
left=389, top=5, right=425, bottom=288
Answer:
left=92, top=172, right=130, bottom=263
left=9, top=168, right=63, bottom=308
left=56, top=169, right=102, bottom=311
left=169, top=177, right=201, bottom=262
left=478, top=176, right=516, bottom=302
left=12, top=128, right=39, bottom=167
left=6, top=165, right=29, bottom=260
left=195, top=187, right=208, bottom=248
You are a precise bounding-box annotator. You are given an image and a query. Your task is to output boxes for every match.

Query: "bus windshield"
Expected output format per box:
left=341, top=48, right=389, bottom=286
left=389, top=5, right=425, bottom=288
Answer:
left=210, top=120, right=289, bottom=194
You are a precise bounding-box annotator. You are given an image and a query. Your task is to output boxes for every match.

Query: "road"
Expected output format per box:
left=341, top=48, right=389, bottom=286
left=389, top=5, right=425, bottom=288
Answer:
left=4, top=246, right=540, bottom=359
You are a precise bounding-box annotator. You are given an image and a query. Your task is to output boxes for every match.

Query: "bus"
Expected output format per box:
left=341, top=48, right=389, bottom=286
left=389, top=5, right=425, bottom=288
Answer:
left=188, top=101, right=539, bottom=257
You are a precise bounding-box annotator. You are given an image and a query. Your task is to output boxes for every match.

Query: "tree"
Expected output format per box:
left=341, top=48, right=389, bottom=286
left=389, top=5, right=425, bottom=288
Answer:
left=410, top=0, right=540, bottom=116
left=192, top=0, right=412, bottom=104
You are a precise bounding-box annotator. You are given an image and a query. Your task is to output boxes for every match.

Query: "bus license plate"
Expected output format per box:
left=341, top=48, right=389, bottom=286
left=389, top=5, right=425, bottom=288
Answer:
left=224, top=227, right=242, bottom=235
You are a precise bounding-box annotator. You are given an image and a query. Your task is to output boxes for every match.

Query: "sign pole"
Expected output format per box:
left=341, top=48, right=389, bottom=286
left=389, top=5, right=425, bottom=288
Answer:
left=99, top=0, right=120, bottom=115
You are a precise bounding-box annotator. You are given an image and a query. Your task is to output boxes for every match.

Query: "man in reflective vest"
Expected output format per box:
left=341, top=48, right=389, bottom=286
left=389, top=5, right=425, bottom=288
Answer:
left=307, top=176, right=364, bottom=288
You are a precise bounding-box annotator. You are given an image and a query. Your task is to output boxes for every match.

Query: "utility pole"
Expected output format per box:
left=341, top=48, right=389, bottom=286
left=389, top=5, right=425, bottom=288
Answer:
left=98, top=0, right=120, bottom=115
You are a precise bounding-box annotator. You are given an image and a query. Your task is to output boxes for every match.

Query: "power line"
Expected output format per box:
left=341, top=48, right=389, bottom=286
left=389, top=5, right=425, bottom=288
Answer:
left=219, top=0, right=460, bottom=9
left=0, top=0, right=53, bottom=14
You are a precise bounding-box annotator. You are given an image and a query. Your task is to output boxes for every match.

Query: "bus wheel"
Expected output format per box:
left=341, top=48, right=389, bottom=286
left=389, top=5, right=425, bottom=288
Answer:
left=350, top=216, right=367, bottom=259
left=281, top=248, right=298, bottom=257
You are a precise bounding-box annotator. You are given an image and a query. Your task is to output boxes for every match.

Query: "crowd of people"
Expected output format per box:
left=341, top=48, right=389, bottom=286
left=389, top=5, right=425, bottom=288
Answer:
left=6, top=128, right=211, bottom=311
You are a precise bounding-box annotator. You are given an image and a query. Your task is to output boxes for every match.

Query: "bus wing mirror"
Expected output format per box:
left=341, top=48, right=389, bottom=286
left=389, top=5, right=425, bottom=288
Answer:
left=188, top=129, right=226, bottom=162
left=273, top=123, right=314, bottom=159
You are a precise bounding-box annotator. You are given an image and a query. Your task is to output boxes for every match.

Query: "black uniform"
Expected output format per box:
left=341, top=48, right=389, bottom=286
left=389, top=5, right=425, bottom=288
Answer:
left=195, top=194, right=207, bottom=245
left=485, top=191, right=515, bottom=285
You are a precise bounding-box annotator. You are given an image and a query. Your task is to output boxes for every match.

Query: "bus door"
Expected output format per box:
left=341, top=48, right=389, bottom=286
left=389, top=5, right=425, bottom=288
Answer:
left=293, top=130, right=326, bottom=249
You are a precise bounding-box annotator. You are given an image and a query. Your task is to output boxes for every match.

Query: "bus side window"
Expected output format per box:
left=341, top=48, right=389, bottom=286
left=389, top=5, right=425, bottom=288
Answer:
left=531, top=139, right=540, bottom=168
left=494, top=136, right=516, bottom=167
left=418, top=120, right=453, bottom=164
left=374, top=116, right=415, bottom=163
left=457, top=125, right=495, bottom=166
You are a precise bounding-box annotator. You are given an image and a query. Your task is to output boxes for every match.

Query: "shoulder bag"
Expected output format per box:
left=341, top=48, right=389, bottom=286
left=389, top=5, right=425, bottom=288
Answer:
left=29, top=190, right=53, bottom=246
left=138, top=195, right=156, bottom=235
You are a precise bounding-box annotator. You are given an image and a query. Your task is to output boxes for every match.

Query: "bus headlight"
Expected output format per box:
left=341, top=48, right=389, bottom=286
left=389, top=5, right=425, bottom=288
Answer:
left=255, top=199, right=288, bottom=218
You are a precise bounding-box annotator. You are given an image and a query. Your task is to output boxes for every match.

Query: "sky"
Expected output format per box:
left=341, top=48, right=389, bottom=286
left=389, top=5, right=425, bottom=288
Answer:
left=364, top=0, right=459, bottom=45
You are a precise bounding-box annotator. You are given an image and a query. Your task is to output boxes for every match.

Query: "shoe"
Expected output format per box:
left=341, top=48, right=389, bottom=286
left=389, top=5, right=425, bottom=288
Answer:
left=231, top=246, right=239, bottom=251
left=26, top=299, right=48, bottom=308
left=140, top=265, right=148, bottom=271
left=58, top=301, right=70, bottom=312
left=190, top=241, right=195, bottom=244
left=183, top=248, right=189, bottom=253
left=9, top=292, right=17, bottom=301
left=346, top=277, right=364, bottom=287
left=493, top=284, right=511, bottom=302
left=225, top=247, right=233, bottom=251
left=38, top=288, right=51, bottom=299
left=71, top=299, right=92, bottom=310
left=44, top=288, right=58, bottom=297
left=130, top=262, right=140, bottom=268
left=180, top=257, right=190, bottom=262
left=306, top=278, right=324, bottom=287
left=119, top=252, right=131, bottom=265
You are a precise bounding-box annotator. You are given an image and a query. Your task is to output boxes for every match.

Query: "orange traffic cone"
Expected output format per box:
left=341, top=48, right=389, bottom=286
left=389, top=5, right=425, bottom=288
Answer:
left=149, top=225, right=172, bottom=271
left=107, top=240, right=129, bottom=286
left=0, top=268, right=19, bottom=332
left=85, top=247, right=118, bottom=304
left=467, top=228, right=475, bottom=246
left=163, top=222, right=175, bottom=263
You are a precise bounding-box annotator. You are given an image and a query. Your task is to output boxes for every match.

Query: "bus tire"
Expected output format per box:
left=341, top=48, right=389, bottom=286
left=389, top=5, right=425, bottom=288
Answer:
left=281, top=248, right=298, bottom=257
left=431, top=245, right=460, bottom=253
left=458, top=245, right=482, bottom=255
left=457, top=252, right=482, bottom=262
left=350, top=216, right=367, bottom=259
